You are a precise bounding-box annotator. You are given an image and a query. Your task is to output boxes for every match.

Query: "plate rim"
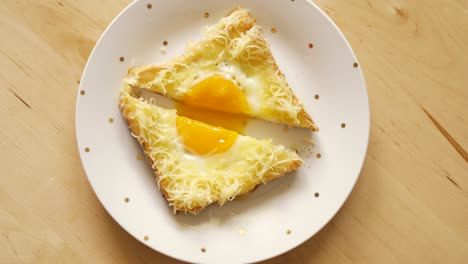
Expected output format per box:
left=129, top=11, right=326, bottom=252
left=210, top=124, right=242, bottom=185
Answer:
left=75, top=0, right=370, bottom=262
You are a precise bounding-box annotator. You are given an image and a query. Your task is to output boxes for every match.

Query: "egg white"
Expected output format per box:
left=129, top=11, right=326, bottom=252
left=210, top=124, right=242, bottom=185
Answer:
left=216, top=61, right=263, bottom=113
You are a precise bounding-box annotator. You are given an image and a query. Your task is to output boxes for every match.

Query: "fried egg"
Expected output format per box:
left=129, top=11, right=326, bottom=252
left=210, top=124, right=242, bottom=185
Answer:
left=125, top=7, right=318, bottom=131
left=120, top=84, right=302, bottom=214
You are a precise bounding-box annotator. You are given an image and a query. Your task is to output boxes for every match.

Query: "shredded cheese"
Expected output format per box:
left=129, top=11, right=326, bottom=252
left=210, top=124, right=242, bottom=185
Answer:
left=120, top=85, right=301, bottom=214
left=124, top=8, right=304, bottom=126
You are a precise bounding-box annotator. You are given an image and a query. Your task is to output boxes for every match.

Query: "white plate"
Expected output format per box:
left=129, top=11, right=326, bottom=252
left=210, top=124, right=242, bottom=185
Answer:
left=76, top=0, right=369, bottom=263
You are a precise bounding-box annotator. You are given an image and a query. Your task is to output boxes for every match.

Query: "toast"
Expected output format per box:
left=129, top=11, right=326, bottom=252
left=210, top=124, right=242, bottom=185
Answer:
left=125, top=7, right=318, bottom=131
left=120, top=84, right=302, bottom=214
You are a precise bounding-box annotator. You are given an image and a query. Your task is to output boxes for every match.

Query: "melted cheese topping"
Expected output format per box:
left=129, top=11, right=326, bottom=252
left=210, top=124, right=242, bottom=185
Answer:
left=124, top=8, right=304, bottom=126
left=120, top=89, right=301, bottom=214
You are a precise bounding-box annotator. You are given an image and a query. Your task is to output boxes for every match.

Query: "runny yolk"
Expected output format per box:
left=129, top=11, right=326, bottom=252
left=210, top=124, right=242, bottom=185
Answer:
left=176, top=74, right=250, bottom=133
left=175, top=102, right=247, bottom=134
left=183, top=75, right=249, bottom=114
left=176, top=116, right=238, bottom=155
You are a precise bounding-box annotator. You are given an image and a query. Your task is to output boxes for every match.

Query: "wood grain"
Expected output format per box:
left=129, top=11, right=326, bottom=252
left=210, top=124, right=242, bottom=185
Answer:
left=1, top=0, right=467, bottom=263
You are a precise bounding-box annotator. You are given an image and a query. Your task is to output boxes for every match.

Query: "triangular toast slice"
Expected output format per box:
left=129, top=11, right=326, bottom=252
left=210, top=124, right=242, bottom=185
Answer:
left=120, top=84, right=302, bottom=214
left=125, top=7, right=318, bottom=131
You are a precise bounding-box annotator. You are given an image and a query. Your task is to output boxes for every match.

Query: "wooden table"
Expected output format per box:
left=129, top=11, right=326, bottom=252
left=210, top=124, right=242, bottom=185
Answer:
left=1, top=0, right=467, bottom=263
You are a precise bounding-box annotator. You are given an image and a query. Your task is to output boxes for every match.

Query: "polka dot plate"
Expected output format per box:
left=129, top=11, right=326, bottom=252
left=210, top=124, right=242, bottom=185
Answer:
left=75, top=0, right=369, bottom=263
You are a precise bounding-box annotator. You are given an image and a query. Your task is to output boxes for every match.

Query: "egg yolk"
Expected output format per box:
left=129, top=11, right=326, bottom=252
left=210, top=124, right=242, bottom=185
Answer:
left=176, top=102, right=247, bottom=134
left=183, top=75, right=249, bottom=114
left=176, top=116, right=238, bottom=155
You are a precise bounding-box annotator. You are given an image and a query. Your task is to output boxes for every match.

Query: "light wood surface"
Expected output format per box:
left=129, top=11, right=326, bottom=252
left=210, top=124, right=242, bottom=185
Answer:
left=1, top=0, right=467, bottom=263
